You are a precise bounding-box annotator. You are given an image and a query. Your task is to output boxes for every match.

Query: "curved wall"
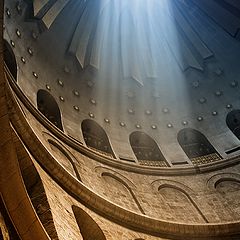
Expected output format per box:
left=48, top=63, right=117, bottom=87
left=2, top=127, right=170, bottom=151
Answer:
left=2, top=1, right=240, bottom=240
left=4, top=0, right=240, bottom=166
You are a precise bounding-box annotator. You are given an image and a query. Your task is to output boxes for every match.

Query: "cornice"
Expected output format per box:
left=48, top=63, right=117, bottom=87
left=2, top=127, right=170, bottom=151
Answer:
left=5, top=67, right=240, bottom=239
left=5, top=68, right=240, bottom=177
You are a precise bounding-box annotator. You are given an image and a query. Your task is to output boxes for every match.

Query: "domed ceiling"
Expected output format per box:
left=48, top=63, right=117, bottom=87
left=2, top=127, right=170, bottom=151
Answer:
left=4, top=0, right=240, bottom=165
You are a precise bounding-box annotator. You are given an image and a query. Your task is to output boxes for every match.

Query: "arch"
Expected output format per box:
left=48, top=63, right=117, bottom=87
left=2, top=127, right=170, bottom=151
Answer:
left=3, top=39, right=17, bottom=81
left=81, top=119, right=115, bottom=158
left=95, top=166, right=137, bottom=189
left=158, top=185, right=207, bottom=223
left=37, top=89, right=63, bottom=131
left=95, top=167, right=145, bottom=214
left=17, top=144, right=59, bottom=239
left=48, top=139, right=81, bottom=181
left=207, top=173, right=240, bottom=190
left=151, top=179, right=208, bottom=223
left=226, top=109, right=240, bottom=140
left=207, top=173, right=240, bottom=220
left=177, top=128, right=221, bottom=165
left=151, top=179, right=195, bottom=195
left=72, top=206, right=106, bottom=240
left=215, top=179, right=240, bottom=193
left=101, top=172, right=145, bottom=214
left=129, top=131, right=169, bottom=167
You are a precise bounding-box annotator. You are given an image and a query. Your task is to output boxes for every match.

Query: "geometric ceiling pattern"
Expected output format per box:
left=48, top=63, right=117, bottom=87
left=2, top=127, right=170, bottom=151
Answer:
left=30, top=0, right=232, bottom=85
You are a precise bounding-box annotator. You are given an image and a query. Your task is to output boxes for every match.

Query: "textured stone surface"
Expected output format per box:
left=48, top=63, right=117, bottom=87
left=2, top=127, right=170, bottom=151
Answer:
left=34, top=158, right=169, bottom=240
left=14, top=100, right=240, bottom=232
left=2, top=1, right=240, bottom=239
left=29, top=109, right=240, bottom=224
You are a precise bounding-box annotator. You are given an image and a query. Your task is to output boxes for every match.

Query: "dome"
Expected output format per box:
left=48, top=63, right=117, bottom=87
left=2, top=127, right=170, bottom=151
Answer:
left=1, top=0, right=240, bottom=239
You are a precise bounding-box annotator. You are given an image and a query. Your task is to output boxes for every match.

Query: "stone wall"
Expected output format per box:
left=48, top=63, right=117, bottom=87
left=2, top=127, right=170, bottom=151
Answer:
left=2, top=1, right=240, bottom=239
left=20, top=99, right=240, bottom=226
left=36, top=114, right=240, bottom=224
left=34, top=157, right=170, bottom=240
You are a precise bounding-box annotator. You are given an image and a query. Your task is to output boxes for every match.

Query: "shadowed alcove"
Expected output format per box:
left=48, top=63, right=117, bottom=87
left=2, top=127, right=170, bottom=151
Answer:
left=226, top=110, right=240, bottom=140
left=177, top=128, right=221, bottom=165
left=3, top=39, right=17, bottom=81
left=72, top=206, right=106, bottom=240
left=81, top=119, right=115, bottom=158
left=129, top=131, right=169, bottom=167
left=37, top=89, right=63, bottom=131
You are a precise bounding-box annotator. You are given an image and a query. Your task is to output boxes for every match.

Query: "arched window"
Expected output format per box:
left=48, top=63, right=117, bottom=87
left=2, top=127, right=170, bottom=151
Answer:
left=37, top=90, right=63, bottom=131
left=81, top=119, right=115, bottom=158
left=3, top=40, right=17, bottom=81
left=226, top=110, right=240, bottom=140
left=72, top=206, right=106, bottom=240
left=129, top=131, right=169, bottom=167
left=177, top=128, right=221, bottom=165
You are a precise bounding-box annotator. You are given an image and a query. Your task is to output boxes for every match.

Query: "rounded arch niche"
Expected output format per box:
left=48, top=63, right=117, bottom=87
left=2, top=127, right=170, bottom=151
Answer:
left=81, top=119, right=115, bottom=158
left=177, top=128, right=221, bottom=165
left=158, top=185, right=207, bottom=223
left=37, top=89, right=63, bottom=131
left=226, top=109, right=240, bottom=140
left=129, top=131, right=169, bottom=167
left=3, top=39, right=17, bottom=81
